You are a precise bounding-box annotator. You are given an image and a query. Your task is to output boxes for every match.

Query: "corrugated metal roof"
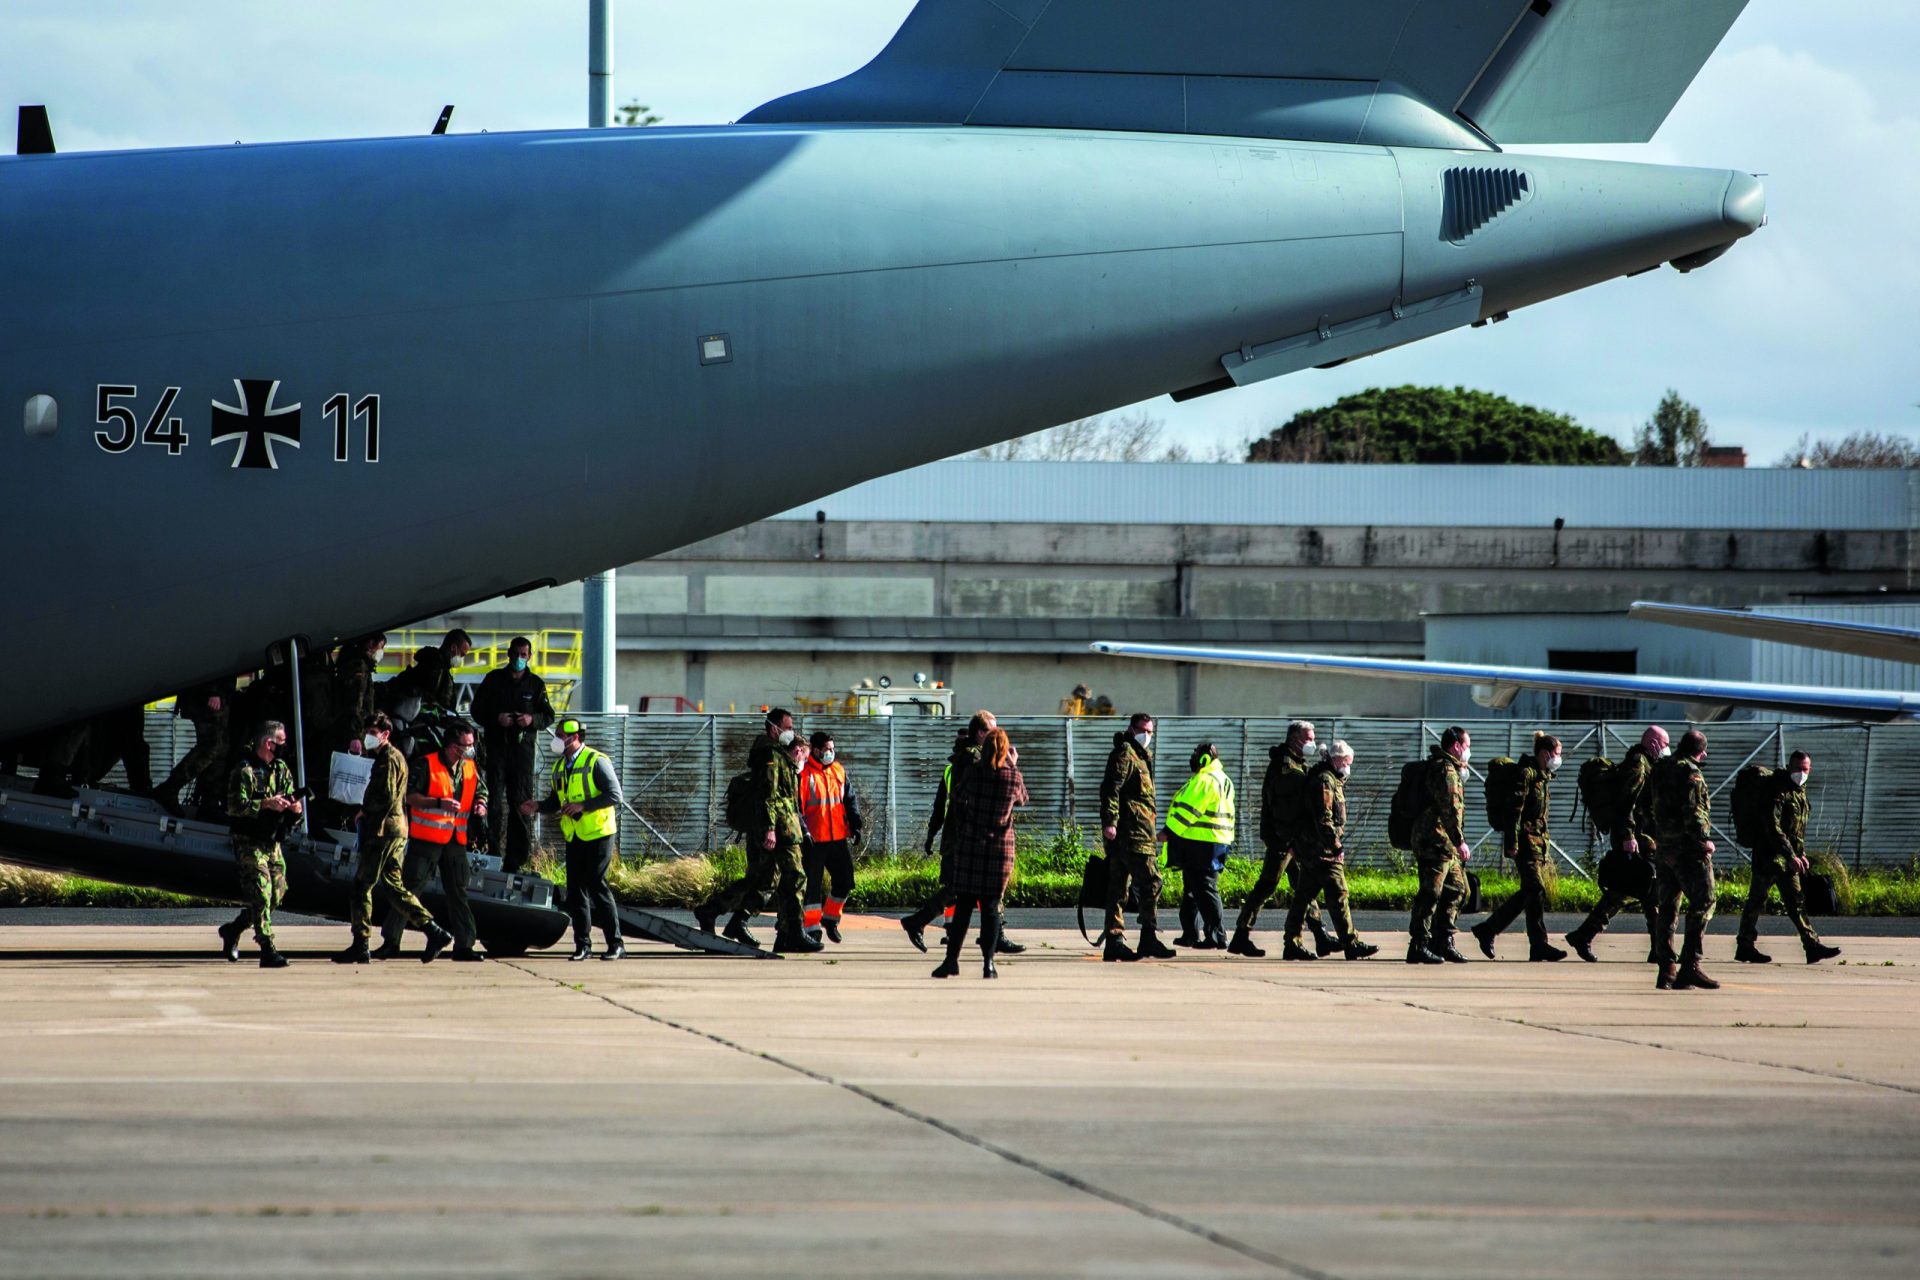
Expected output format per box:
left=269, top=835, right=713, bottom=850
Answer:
left=771, top=461, right=1918, bottom=530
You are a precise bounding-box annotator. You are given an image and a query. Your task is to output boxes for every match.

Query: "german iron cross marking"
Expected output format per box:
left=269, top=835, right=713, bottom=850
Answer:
left=210, top=379, right=302, bottom=470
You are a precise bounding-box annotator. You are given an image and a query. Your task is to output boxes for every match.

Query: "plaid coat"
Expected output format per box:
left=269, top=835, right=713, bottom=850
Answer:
left=949, top=761, right=1028, bottom=898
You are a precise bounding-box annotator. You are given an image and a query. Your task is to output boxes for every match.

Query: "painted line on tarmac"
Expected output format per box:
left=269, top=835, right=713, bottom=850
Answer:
left=1179, top=962, right=1920, bottom=1099
left=497, top=959, right=1335, bottom=1280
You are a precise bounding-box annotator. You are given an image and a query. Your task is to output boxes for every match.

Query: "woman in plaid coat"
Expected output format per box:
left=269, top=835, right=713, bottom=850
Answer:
left=936, top=727, right=1027, bottom=979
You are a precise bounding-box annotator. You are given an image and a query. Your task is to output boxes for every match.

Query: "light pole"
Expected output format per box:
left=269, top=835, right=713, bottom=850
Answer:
left=580, top=0, right=618, bottom=711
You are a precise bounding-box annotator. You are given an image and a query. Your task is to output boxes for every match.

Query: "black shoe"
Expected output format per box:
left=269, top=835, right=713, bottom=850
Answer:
left=569, top=943, right=592, bottom=961
left=1312, top=927, right=1340, bottom=958
left=1172, top=932, right=1201, bottom=948
left=694, top=902, right=720, bottom=934
left=1282, top=940, right=1317, bottom=961
left=1344, top=940, right=1379, bottom=960
left=1470, top=923, right=1497, bottom=959
left=775, top=930, right=824, bottom=955
left=724, top=918, right=760, bottom=949
left=1566, top=932, right=1598, bottom=963
left=822, top=919, right=842, bottom=944
left=932, top=957, right=959, bottom=978
left=1804, top=940, right=1841, bottom=964
left=1674, top=964, right=1720, bottom=991
left=601, top=943, right=625, bottom=961
left=450, top=948, right=487, bottom=962
left=1529, top=943, right=1568, bottom=962
left=994, top=935, right=1026, bottom=955
left=258, top=942, right=288, bottom=969
left=1103, top=935, right=1140, bottom=963
left=1227, top=930, right=1265, bottom=958
left=1190, top=936, right=1224, bottom=950
left=370, top=938, right=402, bottom=961
left=901, top=917, right=928, bottom=952
left=1656, top=963, right=1677, bottom=990
left=1434, top=937, right=1470, bottom=963
left=1137, top=932, right=1177, bottom=960
left=217, top=920, right=243, bottom=963
left=331, top=941, right=371, bottom=965
left=982, top=956, right=998, bottom=980
left=1735, top=940, right=1773, bottom=964
left=421, top=923, right=454, bottom=965
left=1406, top=943, right=1444, bottom=965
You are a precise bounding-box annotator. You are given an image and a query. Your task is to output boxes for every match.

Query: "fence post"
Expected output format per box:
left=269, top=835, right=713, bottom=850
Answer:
left=705, top=714, right=718, bottom=854
left=1063, top=718, right=1076, bottom=828
left=886, top=714, right=899, bottom=855
left=1856, top=723, right=1873, bottom=874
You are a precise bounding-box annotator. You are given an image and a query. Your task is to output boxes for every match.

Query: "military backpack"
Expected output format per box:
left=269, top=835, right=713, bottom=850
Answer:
left=722, top=769, right=757, bottom=836
left=1483, top=756, right=1526, bottom=834
left=1265, top=764, right=1311, bottom=843
left=1574, top=756, right=1617, bottom=835
left=1730, top=765, right=1775, bottom=847
left=1387, top=759, right=1426, bottom=851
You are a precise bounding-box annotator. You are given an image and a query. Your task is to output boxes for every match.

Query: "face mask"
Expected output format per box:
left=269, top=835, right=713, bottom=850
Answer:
left=1135, top=731, right=1152, bottom=749
left=1301, top=739, right=1315, bottom=755
left=362, top=733, right=382, bottom=752
left=1656, top=745, right=1671, bottom=759
left=1790, top=770, right=1808, bottom=787
left=1455, top=747, right=1471, bottom=766
left=270, top=740, right=286, bottom=759
left=822, top=750, right=836, bottom=766
left=1334, top=763, right=1350, bottom=779
left=777, top=728, right=795, bottom=746
left=462, top=746, right=477, bottom=761
left=1547, top=754, right=1563, bottom=773
left=371, top=646, right=386, bottom=664
left=547, top=735, right=566, bottom=757
left=511, top=657, right=529, bottom=673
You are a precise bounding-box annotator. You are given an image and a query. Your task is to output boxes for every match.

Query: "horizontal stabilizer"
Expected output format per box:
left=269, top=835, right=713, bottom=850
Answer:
left=746, top=0, right=1749, bottom=148
left=1630, top=602, right=1920, bottom=667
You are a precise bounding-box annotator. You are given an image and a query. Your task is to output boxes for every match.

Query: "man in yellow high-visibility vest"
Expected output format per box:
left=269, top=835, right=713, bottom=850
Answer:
left=521, top=717, right=625, bottom=961
left=1166, top=743, right=1234, bottom=949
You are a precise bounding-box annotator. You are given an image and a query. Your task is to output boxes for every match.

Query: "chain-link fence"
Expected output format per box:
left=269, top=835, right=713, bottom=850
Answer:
left=138, top=713, right=1920, bottom=871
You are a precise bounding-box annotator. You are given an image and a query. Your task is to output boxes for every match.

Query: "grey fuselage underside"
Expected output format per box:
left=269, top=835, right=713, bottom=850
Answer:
left=0, top=123, right=1757, bottom=736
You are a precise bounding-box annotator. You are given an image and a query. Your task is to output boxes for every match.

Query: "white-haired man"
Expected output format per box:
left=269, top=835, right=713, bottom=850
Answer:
left=1283, top=740, right=1378, bottom=960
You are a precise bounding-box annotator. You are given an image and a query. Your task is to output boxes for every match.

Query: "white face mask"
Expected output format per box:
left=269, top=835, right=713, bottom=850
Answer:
left=1334, top=762, right=1351, bottom=779
left=1455, top=747, right=1472, bottom=766
left=370, top=646, right=386, bottom=664
left=362, top=733, right=382, bottom=752
left=776, top=728, right=795, bottom=746
left=1135, top=731, right=1153, bottom=749
left=1789, top=770, right=1809, bottom=787
left=822, top=750, right=836, bottom=767
left=462, top=746, right=477, bottom=761
left=1546, top=754, right=1563, bottom=773
left=547, top=735, right=566, bottom=757
left=1656, top=744, right=1671, bottom=759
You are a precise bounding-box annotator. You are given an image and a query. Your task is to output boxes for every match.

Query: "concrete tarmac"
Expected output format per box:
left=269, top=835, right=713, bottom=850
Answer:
left=2, top=916, right=1917, bottom=1279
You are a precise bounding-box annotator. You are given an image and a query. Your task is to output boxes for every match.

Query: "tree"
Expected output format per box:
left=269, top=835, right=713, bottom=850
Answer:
left=1776, top=431, right=1920, bottom=468
left=616, top=100, right=663, bottom=127
left=1633, top=389, right=1710, bottom=466
left=973, top=409, right=1193, bottom=461
left=1245, top=386, right=1624, bottom=464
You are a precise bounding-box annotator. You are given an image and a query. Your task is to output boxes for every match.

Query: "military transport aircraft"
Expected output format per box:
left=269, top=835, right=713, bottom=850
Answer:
left=3, top=0, right=1760, bottom=742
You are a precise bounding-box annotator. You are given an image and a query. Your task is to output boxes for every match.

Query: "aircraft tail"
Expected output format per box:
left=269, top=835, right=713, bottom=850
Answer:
left=745, top=0, right=1750, bottom=150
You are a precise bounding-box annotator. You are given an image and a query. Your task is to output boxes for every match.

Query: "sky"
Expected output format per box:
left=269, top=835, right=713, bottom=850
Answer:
left=5, top=1, right=1915, bottom=464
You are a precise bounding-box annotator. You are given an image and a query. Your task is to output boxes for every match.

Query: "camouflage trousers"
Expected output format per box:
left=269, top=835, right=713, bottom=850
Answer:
left=351, top=830, right=432, bottom=942
left=705, top=837, right=804, bottom=935
left=1233, top=847, right=1322, bottom=935
left=1479, top=853, right=1550, bottom=948
left=1285, top=857, right=1353, bottom=947
left=1408, top=848, right=1467, bottom=950
left=1654, top=850, right=1716, bottom=966
left=1103, top=842, right=1162, bottom=936
left=232, top=840, right=287, bottom=945
left=1737, top=855, right=1821, bottom=947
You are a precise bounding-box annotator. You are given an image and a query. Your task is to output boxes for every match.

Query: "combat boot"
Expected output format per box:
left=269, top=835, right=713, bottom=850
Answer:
left=1172, top=930, right=1201, bottom=948
left=1103, top=933, right=1140, bottom=963
left=1136, top=927, right=1177, bottom=960
left=1655, top=963, right=1677, bottom=990
left=995, top=934, right=1026, bottom=955
left=1565, top=930, right=1598, bottom=963
left=1226, top=929, right=1265, bottom=958
left=1673, top=964, right=1720, bottom=991
left=1343, top=940, right=1379, bottom=960
left=420, top=922, right=455, bottom=964
left=1803, top=940, right=1841, bottom=964
left=1405, top=942, right=1444, bottom=965
left=1528, top=943, right=1568, bottom=962
left=775, top=928, right=823, bottom=955
left=217, top=919, right=243, bottom=963
left=822, top=918, right=842, bottom=944
left=1470, top=922, right=1498, bottom=959
left=369, top=938, right=403, bottom=961
left=258, top=940, right=289, bottom=969
left=1311, top=920, right=1340, bottom=958
left=693, top=901, right=720, bottom=934
left=450, top=947, right=487, bottom=962
left=331, top=940, right=372, bottom=965
left=1281, top=939, right=1317, bottom=962
left=723, top=915, right=761, bottom=949
left=1433, top=935, right=1470, bottom=963
left=1735, top=940, right=1773, bottom=964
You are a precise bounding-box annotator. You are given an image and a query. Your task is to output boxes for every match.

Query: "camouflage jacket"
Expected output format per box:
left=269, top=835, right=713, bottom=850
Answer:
left=1099, top=733, right=1157, bottom=856
left=361, top=742, right=410, bottom=838
left=226, top=751, right=296, bottom=843
left=1258, top=743, right=1310, bottom=850
left=333, top=651, right=379, bottom=739
left=746, top=734, right=803, bottom=844
left=1297, top=759, right=1345, bottom=860
left=1511, top=757, right=1552, bottom=859
left=1766, top=776, right=1808, bottom=860
left=1414, top=746, right=1466, bottom=856
left=1611, top=744, right=1656, bottom=844
left=1651, top=756, right=1713, bottom=855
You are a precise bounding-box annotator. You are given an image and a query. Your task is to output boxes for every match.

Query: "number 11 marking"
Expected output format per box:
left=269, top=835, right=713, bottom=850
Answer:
left=325, top=392, right=382, bottom=463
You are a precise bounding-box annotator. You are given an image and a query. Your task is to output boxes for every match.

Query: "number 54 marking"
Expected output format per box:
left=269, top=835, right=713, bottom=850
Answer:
left=95, top=384, right=187, bottom=455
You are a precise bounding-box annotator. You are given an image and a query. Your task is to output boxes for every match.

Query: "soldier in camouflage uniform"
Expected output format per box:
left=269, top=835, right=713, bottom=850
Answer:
left=333, top=714, right=448, bottom=964
left=1284, top=740, right=1378, bottom=960
left=1227, top=721, right=1331, bottom=959
left=695, top=708, right=818, bottom=953
left=1651, top=729, right=1718, bottom=990
left=1565, top=725, right=1666, bottom=963
left=219, top=721, right=300, bottom=968
left=331, top=634, right=386, bottom=746
left=1100, top=713, right=1173, bottom=962
left=155, top=678, right=234, bottom=818
left=1407, top=727, right=1473, bottom=965
left=1736, top=750, right=1842, bottom=965
left=1472, top=733, right=1568, bottom=961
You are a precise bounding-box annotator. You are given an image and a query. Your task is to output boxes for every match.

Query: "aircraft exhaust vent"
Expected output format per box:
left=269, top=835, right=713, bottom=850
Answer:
left=1442, top=167, right=1531, bottom=243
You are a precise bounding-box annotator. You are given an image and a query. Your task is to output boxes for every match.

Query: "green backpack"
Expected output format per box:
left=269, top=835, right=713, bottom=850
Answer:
left=1483, top=757, right=1526, bottom=834
left=1730, top=765, right=1775, bottom=847
left=722, top=770, right=757, bottom=836
left=1575, top=756, right=1617, bottom=835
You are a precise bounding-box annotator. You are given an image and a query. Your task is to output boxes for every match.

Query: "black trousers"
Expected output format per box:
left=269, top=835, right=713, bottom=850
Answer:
left=565, top=835, right=622, bottom=947
left=1171, top=836, right=1226, bottom=941
left=485, top=745, right=539, bottom=873
left=804, top=838, right=856, bottom=906
left=943, top=894, right=1003, bottom=960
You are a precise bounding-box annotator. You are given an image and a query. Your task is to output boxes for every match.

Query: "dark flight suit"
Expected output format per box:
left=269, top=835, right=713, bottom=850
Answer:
left=1737, top=774, right=1824, bottom=950
left=1234, top=744, right=1325, bottom=940
left=1478, top=758, right=1553, bottom=949
left=1651, top=756, right=1716, bottom=968
left=471, top=664, right=555, bottom=873
left=1286, top=760, right=1355, bottom=947
left=1569, top=743, right=1660, bottom=949
left=1100, top=732, right=1161, bottom=937
left=1408, top=747, right=1469, bottom=953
